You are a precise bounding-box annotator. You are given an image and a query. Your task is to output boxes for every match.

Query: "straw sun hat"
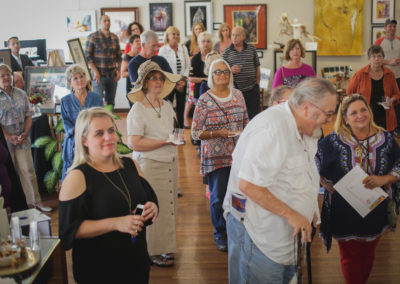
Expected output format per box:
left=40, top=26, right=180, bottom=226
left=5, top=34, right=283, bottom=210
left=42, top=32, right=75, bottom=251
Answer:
left=127, top=60, right=181, bottom=103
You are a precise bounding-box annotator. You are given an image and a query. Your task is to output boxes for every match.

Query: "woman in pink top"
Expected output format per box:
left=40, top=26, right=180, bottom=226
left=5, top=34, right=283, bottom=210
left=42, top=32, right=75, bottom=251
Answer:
left=272, top=39, right=316, bottom=89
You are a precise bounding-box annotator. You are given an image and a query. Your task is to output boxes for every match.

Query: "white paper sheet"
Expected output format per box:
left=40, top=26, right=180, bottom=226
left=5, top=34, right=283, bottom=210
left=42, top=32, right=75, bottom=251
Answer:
left=334, top=166, right=388, bottom=218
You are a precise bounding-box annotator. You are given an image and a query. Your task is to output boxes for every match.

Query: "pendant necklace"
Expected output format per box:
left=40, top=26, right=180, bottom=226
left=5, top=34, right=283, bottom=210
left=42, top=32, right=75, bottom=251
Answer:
left=103, top=170, right=132, bottom=213
left=144, top=95, right=162, bottom=118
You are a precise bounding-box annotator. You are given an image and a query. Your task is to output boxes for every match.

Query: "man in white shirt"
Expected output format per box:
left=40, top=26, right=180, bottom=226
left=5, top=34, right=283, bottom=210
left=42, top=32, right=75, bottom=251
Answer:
left=223, top=78, right=337, bottom=283
left=374, top=18, right=400, bottom=137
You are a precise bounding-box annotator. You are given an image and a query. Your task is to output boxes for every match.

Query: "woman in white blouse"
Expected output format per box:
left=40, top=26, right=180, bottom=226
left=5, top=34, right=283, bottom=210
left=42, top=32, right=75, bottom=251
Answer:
left=159, top=26, right=190, bottom=128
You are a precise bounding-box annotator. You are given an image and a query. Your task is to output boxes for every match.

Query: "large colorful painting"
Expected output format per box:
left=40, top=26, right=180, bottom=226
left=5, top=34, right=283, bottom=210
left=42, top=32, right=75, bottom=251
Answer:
left=314, top=0, right=363, bottom=56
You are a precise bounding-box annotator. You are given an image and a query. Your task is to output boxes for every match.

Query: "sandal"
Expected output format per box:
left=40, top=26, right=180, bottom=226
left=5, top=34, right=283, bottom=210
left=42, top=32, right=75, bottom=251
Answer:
left=150, top=255, right=174, bottom=267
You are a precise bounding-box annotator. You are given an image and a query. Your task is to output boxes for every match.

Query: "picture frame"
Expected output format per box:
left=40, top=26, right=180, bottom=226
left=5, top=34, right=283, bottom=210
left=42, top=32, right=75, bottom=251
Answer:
left=224, top=4, right=267, bottom=49
left=371, top=25, right=385, bottom=45
left=149, top=3, right=173, bottom=32
left=371, top=0, right=395, bottom=25
left=65, top=10, right=97, bottom=37
left=184, top=1, right=212, bottom=36
left=25, top=66, right=70, bottom=111
left=213, top=22, right=221, bottom=31
left=256, top=50, right=263, bottom=59
left=101, top=7, right=139, bottom=48
left=67, top=38, right=92, bottom=81
left=0, top=49, right=11, bottom=67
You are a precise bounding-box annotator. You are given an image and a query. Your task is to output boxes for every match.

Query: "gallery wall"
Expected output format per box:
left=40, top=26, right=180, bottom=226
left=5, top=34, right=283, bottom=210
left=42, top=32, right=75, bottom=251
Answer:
left=0, top=0, right=397, bottom=107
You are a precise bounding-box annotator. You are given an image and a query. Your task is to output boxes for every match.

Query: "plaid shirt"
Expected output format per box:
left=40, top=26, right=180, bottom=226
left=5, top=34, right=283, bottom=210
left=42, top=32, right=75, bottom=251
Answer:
left=0, top=87, right=33, bottom=150
left=85, top=30, right=122, bottom=78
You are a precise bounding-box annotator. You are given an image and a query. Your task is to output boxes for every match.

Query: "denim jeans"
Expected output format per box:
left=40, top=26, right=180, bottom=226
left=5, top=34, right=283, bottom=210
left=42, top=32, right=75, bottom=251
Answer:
left=206, top=166, right=230, bottom=239
left=93, top=77, right=117, bottom=106
left=226, top=214, right=296, bottom=284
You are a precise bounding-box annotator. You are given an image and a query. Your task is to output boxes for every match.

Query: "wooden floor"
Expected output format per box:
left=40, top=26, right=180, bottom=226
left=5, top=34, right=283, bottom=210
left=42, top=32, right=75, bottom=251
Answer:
left=42, top=114, right=400, bottom=284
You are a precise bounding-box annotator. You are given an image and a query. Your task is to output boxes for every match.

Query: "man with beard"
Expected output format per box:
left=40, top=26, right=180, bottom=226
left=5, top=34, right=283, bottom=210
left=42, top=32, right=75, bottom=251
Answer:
left=223, top=78, right=337, bottom=283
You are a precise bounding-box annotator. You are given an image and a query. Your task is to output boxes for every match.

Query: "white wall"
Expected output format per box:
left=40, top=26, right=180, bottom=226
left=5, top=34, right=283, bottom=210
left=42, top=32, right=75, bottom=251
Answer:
left=1, top=0, right=395, bottom=108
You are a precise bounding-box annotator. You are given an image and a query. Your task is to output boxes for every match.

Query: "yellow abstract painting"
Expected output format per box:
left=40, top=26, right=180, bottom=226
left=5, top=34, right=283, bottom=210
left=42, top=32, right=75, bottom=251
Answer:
left=314, top=0, right=363, bottom=56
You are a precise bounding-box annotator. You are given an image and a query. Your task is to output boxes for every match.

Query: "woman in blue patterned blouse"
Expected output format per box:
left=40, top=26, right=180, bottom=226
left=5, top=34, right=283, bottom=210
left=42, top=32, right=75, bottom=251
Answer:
left=61, top=65, right=103, bottom=180
left=316, top=94, right=400, bottom=284
left=191, top=59, right=248, bottom=251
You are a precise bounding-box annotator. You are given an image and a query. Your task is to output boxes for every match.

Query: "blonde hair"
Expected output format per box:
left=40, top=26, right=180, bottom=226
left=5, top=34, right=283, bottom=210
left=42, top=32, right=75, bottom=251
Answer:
left=68, top=107, right=122, bottom=174
left=283, top=39, right=305, bottom=61
left=189, top=23, right=205, bottom=55
left=218, top=23, right=231, bottom=42
left=334, top=94, right=384, bottom=139
left=65, top=64, right=87, bottom=84
left=204, top=51, right=221, bottom=75
left=0, top=64, right=12, bottom=74
left=164, top=26, right=180, bottom=44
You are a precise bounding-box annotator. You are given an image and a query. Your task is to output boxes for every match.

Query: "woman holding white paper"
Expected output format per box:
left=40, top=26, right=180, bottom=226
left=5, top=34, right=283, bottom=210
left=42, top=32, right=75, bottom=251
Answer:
left=316, top=94, right=400, bottom=284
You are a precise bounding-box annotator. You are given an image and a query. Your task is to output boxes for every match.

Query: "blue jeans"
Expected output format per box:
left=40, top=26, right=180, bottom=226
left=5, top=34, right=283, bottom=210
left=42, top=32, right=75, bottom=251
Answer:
left=93, top=77, right=117, bottom=106
left=226, top=214, right=296, bottom=284
left=206, top=166, right=230, bottom=239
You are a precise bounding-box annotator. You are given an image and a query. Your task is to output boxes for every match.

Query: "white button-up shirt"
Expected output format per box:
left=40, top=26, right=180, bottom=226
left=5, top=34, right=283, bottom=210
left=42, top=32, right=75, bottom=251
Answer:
left=223, top=102, right=320, bottom=265
left=158, top=43, right=190, bottom=77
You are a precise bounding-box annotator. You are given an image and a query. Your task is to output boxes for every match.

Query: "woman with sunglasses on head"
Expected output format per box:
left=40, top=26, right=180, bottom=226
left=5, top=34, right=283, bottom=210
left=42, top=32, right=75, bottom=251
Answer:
left=191, top=59, right=248, bottom=251
left=316, top=94, right=400, bottom=284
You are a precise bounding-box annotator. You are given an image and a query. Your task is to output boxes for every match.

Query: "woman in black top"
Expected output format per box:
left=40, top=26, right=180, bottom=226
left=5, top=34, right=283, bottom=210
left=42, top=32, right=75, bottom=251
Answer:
left=59, top=107, right=158, bottom=284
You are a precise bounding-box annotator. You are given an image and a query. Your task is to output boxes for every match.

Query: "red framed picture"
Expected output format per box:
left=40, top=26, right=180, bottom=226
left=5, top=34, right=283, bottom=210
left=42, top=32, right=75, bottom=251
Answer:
left=224, top=4, right=267, bottom=49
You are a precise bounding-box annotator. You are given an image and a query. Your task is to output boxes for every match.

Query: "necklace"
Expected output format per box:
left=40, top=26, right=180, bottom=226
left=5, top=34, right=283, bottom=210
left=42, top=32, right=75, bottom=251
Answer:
left=103, top=170, right=132, bottom=213
left=144, top=95, right=162, bottom=118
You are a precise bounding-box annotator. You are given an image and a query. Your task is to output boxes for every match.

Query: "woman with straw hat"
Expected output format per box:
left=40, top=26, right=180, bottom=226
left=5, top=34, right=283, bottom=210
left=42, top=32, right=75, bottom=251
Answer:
left=127, top=60, right=182, bottom=267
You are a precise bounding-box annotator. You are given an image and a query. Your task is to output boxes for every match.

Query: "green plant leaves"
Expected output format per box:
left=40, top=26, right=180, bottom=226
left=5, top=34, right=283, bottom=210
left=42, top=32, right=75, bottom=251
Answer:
left=44, top=170, right=58, bottom=193
left=32, top=136, right=53, bottom=148
left=44, top=140, right=57, bottom=161
left=54, top=119, right=64, bottom=134
left=117, top=142, right=132, bottom=154
left=104, top=105, right=120, bottom=120
left=52, top=151, right=63, bottom=178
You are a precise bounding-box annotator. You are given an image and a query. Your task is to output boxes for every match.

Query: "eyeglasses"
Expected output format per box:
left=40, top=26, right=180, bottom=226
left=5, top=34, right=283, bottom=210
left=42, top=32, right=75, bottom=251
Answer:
left=213, top=70, right=230, bottom=76
left=147, top=75, right=165, bottom=82
left=309, top=101, right=335, bottom=119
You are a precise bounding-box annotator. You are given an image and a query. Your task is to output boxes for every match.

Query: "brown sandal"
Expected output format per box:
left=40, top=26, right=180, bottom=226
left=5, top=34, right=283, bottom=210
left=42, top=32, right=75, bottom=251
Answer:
left=150, top=255, right=174, bottom=267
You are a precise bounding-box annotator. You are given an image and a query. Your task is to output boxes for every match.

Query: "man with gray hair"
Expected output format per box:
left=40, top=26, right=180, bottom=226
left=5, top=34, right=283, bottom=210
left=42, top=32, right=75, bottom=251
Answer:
left=128, top=30, right=172, bottom=89
left=223, top=78, right=337, bottom=283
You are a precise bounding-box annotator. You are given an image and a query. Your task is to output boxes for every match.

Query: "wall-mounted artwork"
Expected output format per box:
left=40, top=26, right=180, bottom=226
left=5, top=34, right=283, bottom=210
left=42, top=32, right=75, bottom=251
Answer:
left=371, top=26, right=385, bottom=45
left=101, top=7, right=139, bottom=48
left=371, top=0, right=395, bottom=24
left=314, top=0, right=363, bottom=56
left=184, top=1, right=212, bottom=36
left=150, top=3, right=173, bottom=32
left=66, top=10, right=96, bottom=36
left=223, top=5, right=267, bottom=49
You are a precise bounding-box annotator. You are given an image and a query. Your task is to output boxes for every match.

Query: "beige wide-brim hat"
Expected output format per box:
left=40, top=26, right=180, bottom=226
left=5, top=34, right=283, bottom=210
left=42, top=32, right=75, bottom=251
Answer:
left=127, top=60, right=182, bottom=103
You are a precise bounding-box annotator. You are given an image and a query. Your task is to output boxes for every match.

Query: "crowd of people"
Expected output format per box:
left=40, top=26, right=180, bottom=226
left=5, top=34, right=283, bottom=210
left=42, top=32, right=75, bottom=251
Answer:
left=0, top=14, right=400, bottom=284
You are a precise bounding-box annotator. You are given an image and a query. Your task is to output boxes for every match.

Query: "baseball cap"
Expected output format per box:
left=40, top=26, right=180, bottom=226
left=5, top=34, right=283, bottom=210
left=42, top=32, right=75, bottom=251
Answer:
left=385, top=18, right=397, bottom=26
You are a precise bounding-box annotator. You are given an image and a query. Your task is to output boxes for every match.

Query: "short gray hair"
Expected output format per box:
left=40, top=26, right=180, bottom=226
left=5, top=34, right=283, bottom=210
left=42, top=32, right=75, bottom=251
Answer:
left=140, top=30, right=158, bottom=44
left=65, top=64, right=86, bottom=84
left=269, top=85, right=294, bottom=106
left=197, top=31, right=212, bottom=45
left=207, top=59, right=234, bottom=89
left=289, top=78, right=336, bottom=108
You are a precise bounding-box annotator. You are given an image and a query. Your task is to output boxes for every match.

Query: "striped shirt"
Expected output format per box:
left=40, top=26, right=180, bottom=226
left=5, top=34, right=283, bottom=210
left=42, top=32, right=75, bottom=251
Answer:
left=176, top=55, right=182, bottom=74
left=222, top=42, right=260, bottom=92
left=85, top=30, right=122, bottom=78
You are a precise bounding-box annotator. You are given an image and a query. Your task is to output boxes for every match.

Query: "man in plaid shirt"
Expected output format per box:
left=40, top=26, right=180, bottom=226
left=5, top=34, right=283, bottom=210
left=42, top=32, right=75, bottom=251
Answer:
left=86, top=15, right=122, bottom=106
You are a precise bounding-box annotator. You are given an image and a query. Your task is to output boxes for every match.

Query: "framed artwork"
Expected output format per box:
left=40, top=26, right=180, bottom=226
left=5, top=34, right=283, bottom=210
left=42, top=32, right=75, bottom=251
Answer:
left=213, top=22, right=221, bottom=31
left=315, top=0, right=363, bottom=56
left=371, top=26, right=385, bottom=44
left=223, top=4, right=267, bottom=49
left=25, top=66, right=70, bottom=111
left=371, top=0, right=395, bottom=24
left=149, top=3, right=173, bottom=32
left=67, top=38, right=92, bottom=81
left=184, top=1, right=212, bottom=36
left=101, top=7, right=139, bottom=48
left=0, top=49, right=11, bottom=67
left=66, top=10, right=97, bottom=36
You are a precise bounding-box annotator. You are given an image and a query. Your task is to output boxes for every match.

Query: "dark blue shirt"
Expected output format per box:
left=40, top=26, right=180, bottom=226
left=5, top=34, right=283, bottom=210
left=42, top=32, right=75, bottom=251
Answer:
left=128, top=55, right=172, bottom=88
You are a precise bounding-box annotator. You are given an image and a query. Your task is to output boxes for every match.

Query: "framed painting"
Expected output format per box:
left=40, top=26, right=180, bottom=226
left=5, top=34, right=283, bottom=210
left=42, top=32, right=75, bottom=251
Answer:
left=25, top=66, right=70, bottom=111
left=371, top=0, right=395, bottom=24
left=67, top=38, right=92, bottom=81
left=149, top=3, right=173, bottom=32
left=223, top=4, right=267, bottom=49
left=371, top=26, right=385, bottom=44
left=66, top=10, right=97, bottom=36
left=314, top=0, right=363, bottom=56
left=101, top=7, right=139, bottom=48
left=184, top=1, right=212, bottom=36
left=0, top=49, right=11, bottom=67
